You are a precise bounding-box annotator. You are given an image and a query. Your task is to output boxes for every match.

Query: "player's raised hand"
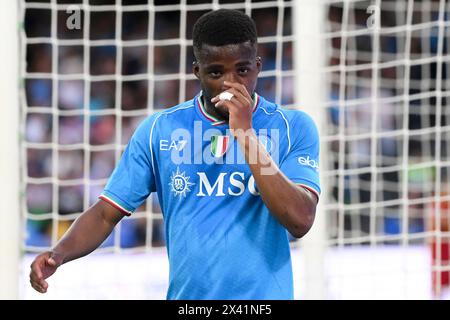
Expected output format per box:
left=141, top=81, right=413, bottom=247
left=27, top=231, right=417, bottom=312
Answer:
left=211, top=81, right=254, bottom=135
left=29, top=251, right=62, bottom=293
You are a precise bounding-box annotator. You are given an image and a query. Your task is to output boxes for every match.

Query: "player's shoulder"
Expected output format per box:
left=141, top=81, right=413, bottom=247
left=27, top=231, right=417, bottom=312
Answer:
left=258, top=95, right=316, bottom=127
left=273, top=104, right=319, bottom=143
left=141, top=99, right=196, bottom=129
left=279, top=107, right=317, bottom=128
left=280, top=108, right=319, bottom=145
left=156, top=99, right=196, bottom=120
left=133, top=99, right=196, bottom=136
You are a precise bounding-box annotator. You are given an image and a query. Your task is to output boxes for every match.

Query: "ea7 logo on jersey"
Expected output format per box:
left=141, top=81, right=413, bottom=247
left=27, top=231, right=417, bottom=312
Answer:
left=298, top=156, right=319, bottom=172
left=160, top=139, right=187, bottom=151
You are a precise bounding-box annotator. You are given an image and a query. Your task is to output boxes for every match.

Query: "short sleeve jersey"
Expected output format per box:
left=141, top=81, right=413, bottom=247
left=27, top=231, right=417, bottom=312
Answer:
left=100, top=93, right=320, bottom=299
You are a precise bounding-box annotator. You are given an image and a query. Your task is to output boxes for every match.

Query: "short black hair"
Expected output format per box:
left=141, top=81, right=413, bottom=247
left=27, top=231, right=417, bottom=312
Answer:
left=192, top=9, right=257, bottom=53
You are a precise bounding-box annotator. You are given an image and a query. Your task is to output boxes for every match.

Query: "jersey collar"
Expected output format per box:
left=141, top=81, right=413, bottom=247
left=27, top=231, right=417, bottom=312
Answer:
left=195, top=92, right=260, bottom=126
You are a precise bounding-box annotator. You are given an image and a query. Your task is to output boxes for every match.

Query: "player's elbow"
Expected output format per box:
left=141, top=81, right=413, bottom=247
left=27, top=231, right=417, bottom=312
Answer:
left=288, top=219, right=314, bottom=239
left=287, top=207, right=316, bottom=239
left=287, top=188, right=318, bottom=238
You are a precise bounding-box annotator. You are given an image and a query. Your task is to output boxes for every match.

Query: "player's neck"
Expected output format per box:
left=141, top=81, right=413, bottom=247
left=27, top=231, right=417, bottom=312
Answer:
left=202, top=96, right=229, bottom=122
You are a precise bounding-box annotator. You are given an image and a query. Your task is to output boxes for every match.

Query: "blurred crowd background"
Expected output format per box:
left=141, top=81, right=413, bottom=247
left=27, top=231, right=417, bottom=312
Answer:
left=23, top=0, right=449, bottom=277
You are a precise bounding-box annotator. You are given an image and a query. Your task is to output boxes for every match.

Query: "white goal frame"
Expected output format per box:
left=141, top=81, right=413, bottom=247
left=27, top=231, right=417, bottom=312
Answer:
left=0, top=0, right=20, bottom=300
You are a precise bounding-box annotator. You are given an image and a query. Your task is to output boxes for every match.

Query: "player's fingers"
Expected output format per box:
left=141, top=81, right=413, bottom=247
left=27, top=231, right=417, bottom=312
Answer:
left=30, top=278, right=48, bottom=293
left=29, top=265, right=43, bottom=282
left=30, top=279, right=40, bottom=292
left=227, top=88, right=251, bottom=107
left=30, top=252, right=52, bottom=278
left=214, top=96, right=248, bottom=114
left=47, top=257, right=56, bottom=267
left=29, top=269, right=48, bottom=288
left=30, top=278, right=41, bottom=292
left=29, top=272, right=39, bottom=284
left=37, top=278, right=49, bottom=291
left=223, top=81, right=252, bottom=101
left=213, top=88, right=250, bottom=109
left=217, top=87, right=252, bottom=109
left=213, top=99, right=235, bottom=110
left=211, top=90, right=243, bottom=105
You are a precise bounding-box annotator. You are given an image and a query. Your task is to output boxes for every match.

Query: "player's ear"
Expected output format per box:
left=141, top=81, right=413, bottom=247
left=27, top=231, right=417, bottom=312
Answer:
left=256, top=56, right=262, bottom=73
left=193, top=61, right=200, bottom=79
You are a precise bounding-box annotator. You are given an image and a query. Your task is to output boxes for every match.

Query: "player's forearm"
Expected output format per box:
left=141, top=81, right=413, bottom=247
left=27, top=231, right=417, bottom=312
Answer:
left=236, top=131, right=317, bottom=238
left=50, top=201, right=122, bottom=265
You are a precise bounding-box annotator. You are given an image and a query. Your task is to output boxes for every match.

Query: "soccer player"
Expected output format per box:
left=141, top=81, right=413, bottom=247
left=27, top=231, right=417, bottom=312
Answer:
left=29, top=9, right=320, bottom=300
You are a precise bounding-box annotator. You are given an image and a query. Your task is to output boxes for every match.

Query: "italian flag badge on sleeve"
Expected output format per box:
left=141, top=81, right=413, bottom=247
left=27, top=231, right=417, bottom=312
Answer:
left=211, top=135, right=230, bottom=158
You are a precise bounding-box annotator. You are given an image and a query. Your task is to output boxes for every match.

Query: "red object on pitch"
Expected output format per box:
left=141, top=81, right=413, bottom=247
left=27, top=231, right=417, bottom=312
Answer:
left=431, top=241, right=450, bottom=289
left=430, top=194, right=450, bottom=294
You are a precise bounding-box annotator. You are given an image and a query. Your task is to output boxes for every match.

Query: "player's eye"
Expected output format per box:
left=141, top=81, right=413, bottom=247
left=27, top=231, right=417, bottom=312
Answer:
left=208, top=70, right=222, bottom=78
left=238, top=68, right=250, bottom=75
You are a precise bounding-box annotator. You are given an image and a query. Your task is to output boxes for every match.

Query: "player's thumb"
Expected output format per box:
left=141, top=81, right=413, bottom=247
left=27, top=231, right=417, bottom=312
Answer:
left=47, top=257, right=57, bottom=267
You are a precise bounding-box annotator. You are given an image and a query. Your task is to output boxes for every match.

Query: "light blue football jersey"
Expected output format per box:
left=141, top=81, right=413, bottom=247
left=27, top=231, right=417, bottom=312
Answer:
left=100, top=93, right=320, bottom=300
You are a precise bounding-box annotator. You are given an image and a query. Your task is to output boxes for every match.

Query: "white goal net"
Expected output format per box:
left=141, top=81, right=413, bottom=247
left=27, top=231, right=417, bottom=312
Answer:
left=317, top=0, right=450, bottom=299
left=7, top=0, right=450, bottom=299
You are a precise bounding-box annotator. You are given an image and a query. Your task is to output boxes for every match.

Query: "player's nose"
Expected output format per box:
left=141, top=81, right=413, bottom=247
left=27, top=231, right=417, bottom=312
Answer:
left=222, top=72, right=239, bottom=86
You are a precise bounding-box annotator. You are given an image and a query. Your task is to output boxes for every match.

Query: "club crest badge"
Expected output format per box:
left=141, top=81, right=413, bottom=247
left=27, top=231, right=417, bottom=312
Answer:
left=210, top=135, right=230, bottom=158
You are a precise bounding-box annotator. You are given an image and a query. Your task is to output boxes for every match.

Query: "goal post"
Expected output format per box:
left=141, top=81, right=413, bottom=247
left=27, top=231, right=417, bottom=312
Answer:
left=0, top=0, right=21, bottom=300
left=294, top=0, right=327, bottom=300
